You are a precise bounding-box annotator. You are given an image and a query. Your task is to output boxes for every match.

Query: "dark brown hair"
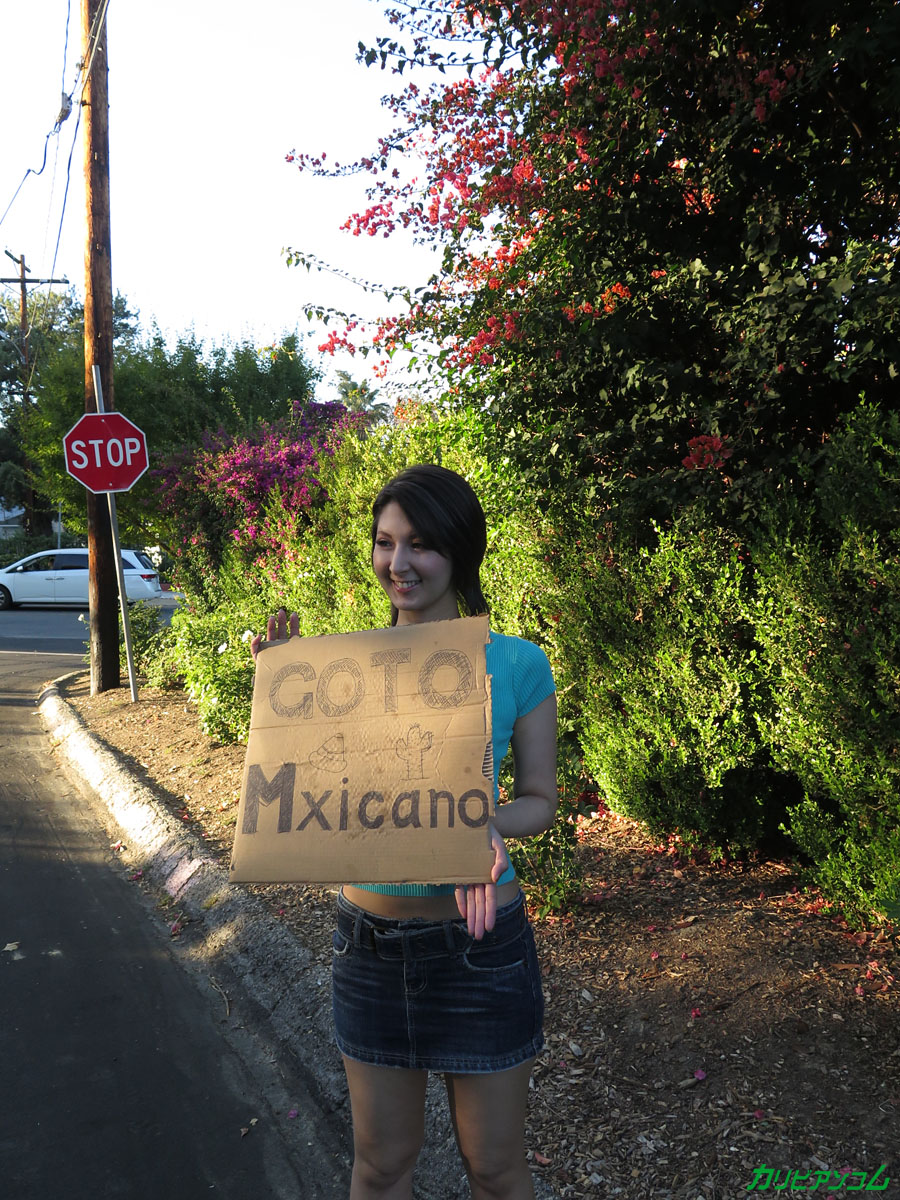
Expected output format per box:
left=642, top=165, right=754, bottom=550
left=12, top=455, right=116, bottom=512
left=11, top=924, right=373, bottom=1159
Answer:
left=371, top=464, right=489, bottom=626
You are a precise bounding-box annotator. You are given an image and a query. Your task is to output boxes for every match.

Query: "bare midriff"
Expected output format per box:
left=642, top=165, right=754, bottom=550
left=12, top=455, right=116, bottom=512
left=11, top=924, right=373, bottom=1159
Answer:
left=341, top=879, right=521, bottom=920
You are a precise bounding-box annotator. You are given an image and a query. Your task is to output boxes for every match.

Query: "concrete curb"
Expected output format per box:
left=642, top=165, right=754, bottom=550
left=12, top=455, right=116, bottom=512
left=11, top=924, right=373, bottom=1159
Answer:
left=38, top=675, right=560, bottom=1200
left=37, top=676, right=347, bottom=1113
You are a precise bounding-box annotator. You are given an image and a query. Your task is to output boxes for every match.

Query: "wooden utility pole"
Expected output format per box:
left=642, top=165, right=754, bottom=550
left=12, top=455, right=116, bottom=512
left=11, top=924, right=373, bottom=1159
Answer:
left=82, top=0, right=120, bottom=693
left=1, top=252, right=68, bottom=536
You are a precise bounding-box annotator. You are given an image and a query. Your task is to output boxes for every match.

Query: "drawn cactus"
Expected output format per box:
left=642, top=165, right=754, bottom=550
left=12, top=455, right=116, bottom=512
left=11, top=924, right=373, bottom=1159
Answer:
left=395, top=723, right=433, bottom=778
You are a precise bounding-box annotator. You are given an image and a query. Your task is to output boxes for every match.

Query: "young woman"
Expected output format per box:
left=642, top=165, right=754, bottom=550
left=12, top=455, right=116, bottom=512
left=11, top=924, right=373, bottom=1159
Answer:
left=252, top=464, right=557, bottom=1200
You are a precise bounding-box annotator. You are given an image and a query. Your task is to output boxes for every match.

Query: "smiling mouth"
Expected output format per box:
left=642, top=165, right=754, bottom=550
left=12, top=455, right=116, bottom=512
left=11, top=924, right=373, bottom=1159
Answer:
left=392, top=579, right=421, bottom=593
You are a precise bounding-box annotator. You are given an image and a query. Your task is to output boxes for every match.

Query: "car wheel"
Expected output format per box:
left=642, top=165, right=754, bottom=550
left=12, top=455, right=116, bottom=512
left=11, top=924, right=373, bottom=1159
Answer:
left=0, top=585, right=15, bottom=610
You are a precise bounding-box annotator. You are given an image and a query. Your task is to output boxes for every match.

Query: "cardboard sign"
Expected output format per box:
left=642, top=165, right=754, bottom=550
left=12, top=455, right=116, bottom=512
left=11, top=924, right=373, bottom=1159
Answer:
left=229, top=616, right=496, bottom=884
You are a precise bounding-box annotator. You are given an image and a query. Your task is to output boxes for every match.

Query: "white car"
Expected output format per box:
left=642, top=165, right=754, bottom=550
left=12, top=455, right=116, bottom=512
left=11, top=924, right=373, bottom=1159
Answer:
left=0, top=547, right=162, bottom=608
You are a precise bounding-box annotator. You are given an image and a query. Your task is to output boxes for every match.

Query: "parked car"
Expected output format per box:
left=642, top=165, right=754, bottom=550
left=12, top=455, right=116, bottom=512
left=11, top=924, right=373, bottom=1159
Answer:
left=0, top=547, right=161, bottom=608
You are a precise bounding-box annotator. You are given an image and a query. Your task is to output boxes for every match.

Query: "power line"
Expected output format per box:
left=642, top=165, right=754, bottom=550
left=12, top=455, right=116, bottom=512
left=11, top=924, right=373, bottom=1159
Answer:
left=29, top=100, right=83, bottom=362
left=6, top=0, right=109, bottom=372
left=80, top=0, right=113, bottom=96
left=0, top=0, right=110, bottom=239
left=34, top=0, right=77, bottom=325
left=60, top=0, right=73, bottom=97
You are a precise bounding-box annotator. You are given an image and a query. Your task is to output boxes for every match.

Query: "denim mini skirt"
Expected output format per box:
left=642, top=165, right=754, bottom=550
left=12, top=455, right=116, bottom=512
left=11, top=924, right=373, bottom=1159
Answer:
left=332, top=889, right=545, bottom=1073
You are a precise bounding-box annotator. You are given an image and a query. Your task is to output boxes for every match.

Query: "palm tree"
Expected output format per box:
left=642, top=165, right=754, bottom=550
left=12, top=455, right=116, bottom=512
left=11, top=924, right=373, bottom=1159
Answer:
left=334, top=371, right=392, bottom=425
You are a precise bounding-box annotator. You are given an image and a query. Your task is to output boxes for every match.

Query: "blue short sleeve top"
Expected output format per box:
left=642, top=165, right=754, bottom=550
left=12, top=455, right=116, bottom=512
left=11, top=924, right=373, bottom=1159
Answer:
left=354, top=630, right=556, bottom=896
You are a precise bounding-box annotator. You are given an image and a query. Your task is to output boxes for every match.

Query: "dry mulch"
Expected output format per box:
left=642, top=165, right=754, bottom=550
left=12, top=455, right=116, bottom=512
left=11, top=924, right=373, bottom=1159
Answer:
left=59, top=675, right=900, bottom=1199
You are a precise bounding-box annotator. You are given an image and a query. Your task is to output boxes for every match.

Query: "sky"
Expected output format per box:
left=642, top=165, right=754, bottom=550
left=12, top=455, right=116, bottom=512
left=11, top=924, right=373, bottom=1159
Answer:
left=0, top=0, right=441, bottom=401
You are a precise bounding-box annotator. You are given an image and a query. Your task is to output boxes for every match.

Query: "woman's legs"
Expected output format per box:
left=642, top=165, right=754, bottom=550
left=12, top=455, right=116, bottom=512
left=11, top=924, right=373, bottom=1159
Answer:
left=444, top=1060, right=536, bottom=1200
left=342, top=1056, right=429, bottom=1199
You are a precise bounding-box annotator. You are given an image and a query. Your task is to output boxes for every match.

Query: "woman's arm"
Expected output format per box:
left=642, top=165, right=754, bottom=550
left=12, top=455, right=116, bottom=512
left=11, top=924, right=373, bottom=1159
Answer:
left=492, top=692, right=559, bottom=839
left=455, top=691, right=558, bottom=937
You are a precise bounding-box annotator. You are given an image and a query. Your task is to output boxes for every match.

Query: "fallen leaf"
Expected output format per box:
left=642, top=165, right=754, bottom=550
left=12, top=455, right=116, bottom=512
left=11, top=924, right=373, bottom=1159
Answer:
left=3, top=942, right=20, bottom=952
left=533, top=1152, right=552, bottom=1165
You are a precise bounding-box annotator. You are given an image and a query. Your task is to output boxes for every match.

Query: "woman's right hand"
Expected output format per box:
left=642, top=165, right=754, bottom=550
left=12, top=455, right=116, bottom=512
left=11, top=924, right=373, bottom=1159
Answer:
left=250, top=607, right=299, bottom=661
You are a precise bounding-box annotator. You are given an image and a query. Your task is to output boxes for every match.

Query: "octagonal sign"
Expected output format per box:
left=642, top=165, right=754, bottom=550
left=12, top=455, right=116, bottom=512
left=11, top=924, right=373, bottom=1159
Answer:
left=64, top=412, right=149, bottom=494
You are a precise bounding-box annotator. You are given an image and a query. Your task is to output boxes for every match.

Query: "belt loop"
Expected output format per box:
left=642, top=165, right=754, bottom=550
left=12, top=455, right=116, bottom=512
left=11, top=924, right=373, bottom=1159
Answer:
left=442, top=920, right=455, bottom=952
left=352, top=909, right=364, bottom=949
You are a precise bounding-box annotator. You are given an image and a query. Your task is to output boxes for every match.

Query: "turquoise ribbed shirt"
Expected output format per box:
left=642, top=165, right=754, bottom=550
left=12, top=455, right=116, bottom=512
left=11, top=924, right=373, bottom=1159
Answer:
left=354, top=631, right=556, bottom=897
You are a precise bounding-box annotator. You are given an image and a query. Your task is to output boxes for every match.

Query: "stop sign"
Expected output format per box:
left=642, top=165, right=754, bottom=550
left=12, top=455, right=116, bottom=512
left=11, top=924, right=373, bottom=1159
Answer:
left=64, top=412, right=149, bottom=494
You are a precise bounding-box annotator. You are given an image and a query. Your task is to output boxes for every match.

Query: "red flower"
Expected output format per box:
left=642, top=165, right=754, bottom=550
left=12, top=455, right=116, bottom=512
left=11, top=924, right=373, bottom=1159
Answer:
left=682, top=434, right=733, bottom=471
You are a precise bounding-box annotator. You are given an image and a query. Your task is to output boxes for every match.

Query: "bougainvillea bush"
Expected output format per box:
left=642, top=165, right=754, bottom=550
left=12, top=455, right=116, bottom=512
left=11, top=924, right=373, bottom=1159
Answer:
left=153, top=398, right=352, bottom=607
left=287, top=0, right=898, bottom=532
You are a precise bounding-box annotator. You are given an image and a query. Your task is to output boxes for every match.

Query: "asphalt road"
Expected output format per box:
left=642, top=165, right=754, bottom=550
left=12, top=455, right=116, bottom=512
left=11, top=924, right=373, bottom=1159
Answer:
left=0, top=643, right=347, bottom=1198
left=0, top=594, right=178, bottom=656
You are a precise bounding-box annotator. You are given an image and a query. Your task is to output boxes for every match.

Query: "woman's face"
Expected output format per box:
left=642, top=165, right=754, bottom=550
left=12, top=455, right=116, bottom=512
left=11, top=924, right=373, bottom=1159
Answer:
left=372, top=501, right=458, bottom=624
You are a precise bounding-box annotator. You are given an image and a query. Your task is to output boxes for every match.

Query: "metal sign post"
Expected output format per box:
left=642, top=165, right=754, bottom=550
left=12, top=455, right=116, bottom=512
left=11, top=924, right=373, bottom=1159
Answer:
left=91, top=365, right=139, bottom=703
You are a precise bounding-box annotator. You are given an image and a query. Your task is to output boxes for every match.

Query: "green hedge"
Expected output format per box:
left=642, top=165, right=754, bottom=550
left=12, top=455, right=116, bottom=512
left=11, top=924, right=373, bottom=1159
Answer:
left=748, top=405, right=900, bottom=919
left=543, top=515, right=789, bottom=857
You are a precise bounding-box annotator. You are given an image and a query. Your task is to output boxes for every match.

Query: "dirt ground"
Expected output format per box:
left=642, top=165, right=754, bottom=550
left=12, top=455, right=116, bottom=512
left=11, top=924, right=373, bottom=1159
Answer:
left=59, top=675, right=899, bottom=1199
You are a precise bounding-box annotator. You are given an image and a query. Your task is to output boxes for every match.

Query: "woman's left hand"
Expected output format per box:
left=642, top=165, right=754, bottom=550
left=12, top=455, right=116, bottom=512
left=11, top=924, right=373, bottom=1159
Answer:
left=455, top=825, right=509, bottom=940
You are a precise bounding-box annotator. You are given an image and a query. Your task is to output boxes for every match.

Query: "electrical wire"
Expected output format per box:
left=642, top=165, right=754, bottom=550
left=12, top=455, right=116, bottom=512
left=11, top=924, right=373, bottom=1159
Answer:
left=80, top=0, right=113, bottom=97
left=5, top=0, right=114, bottom=402
left=32, top=0, right=76, bottom=324
left=0, top=140, right=53, bottom=234
left=25, top=104, right=83, bottom=399
left=8, top=0, right=114, bottom=396
left=0, top=0, right=110, bottom=239
left=29, top=93, right=82, bottom=343
left=60, top=0, right=73, bottom=98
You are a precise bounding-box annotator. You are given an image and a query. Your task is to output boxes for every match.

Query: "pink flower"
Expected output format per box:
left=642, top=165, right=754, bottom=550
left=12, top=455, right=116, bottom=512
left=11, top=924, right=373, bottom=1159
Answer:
left=650, top=949, right=660, bottom=961
left=690, top=1008, right=702, bottom=1019
left=694, top=1068, right=707, bottom=1081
